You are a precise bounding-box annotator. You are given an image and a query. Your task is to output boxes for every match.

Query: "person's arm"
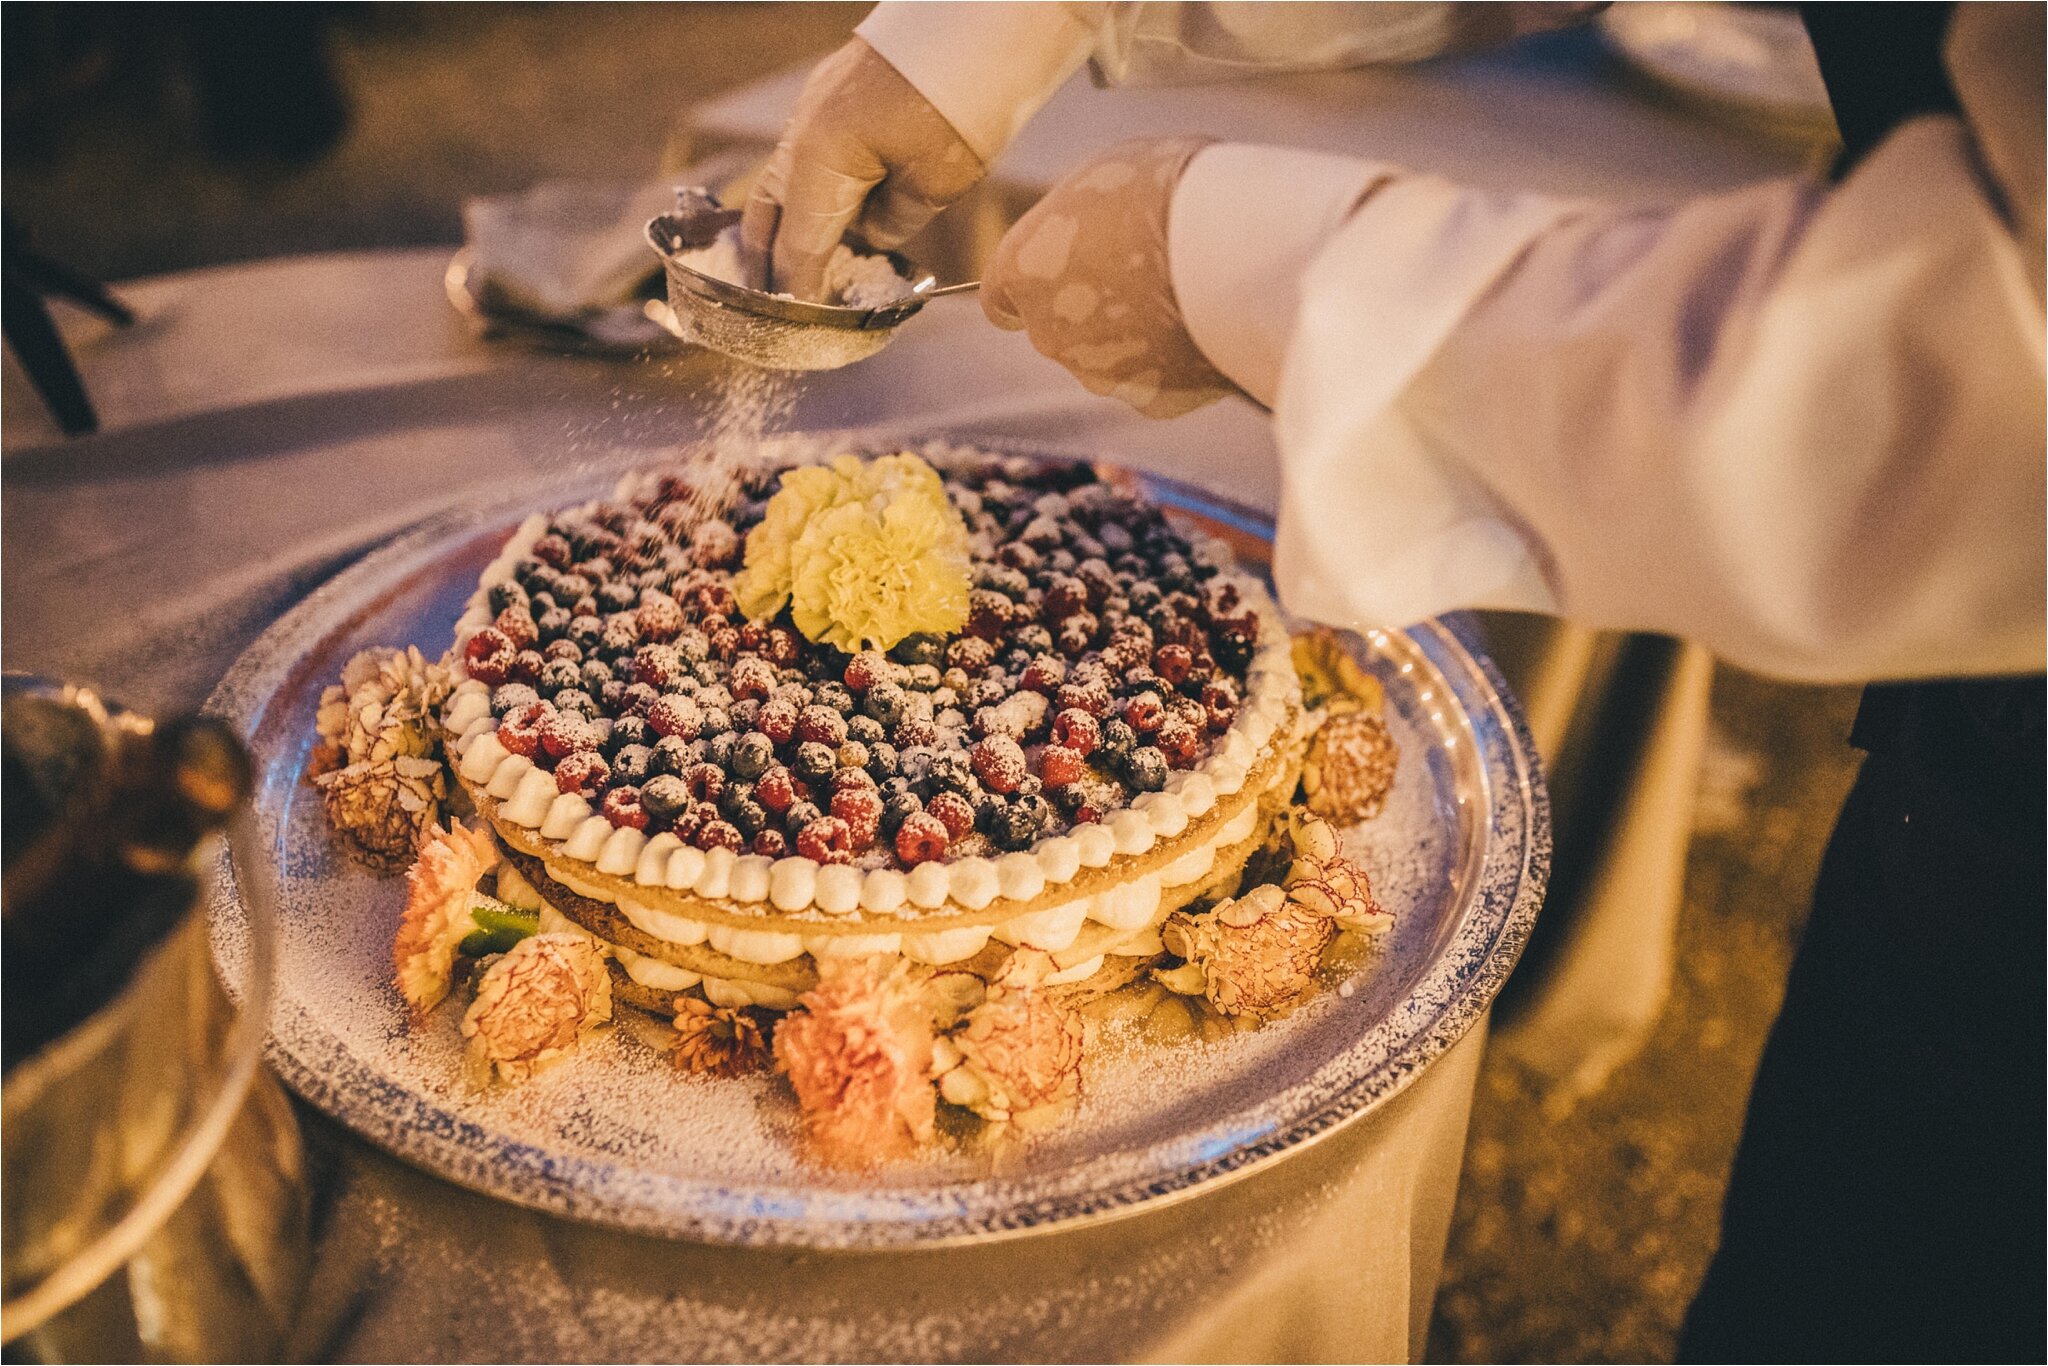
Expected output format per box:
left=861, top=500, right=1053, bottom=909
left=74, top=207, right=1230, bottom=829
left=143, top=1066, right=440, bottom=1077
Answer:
left=995, top=6, right=2044, bottom=682
left=746, top=3, right=1600, bottom=296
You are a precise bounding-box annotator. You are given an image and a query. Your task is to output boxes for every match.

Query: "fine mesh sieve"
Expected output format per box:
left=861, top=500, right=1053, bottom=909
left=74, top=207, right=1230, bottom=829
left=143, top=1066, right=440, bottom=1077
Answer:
left=645, top=189, right=977, bottom=372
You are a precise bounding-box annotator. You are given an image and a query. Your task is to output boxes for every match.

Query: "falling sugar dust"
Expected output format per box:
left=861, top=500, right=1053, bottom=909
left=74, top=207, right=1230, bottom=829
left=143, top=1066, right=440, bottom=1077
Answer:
left=673, top=364, right=800, bottom=528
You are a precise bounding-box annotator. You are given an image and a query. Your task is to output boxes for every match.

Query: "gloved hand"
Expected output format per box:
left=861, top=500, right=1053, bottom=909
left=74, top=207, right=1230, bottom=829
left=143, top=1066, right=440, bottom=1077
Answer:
left=982, top=137, right=1235, bottom=419
left=740, top=38, right=988, bottom=301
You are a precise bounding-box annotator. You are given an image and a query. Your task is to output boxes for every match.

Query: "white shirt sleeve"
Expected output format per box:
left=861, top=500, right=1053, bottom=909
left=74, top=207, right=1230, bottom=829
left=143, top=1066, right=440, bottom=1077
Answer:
left=855, top=3, right=1600, bottom=167
left=1170, top=9, right=2046, bottom=684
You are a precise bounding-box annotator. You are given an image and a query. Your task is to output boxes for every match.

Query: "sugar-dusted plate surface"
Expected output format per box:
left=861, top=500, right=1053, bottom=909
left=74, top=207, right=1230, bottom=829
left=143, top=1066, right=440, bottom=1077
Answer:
left=205, top=448, right=1548, bottom=1248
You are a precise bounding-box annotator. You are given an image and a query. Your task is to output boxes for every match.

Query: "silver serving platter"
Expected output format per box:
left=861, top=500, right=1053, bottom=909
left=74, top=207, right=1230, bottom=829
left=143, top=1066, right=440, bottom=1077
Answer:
left=204, top=449, right=1547, bottom=1249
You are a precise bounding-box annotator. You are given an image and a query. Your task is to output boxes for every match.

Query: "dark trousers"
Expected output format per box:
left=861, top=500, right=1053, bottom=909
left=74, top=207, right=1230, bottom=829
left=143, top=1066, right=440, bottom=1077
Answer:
left=1681, top=682, right=2046, bottom=1363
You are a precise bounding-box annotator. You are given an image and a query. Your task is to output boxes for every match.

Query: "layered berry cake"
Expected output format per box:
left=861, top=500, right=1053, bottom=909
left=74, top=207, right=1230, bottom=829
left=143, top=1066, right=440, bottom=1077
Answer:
left=321, top=442, right=1397, bottom=1161
left=441, top=446, right=1307, bottom=1015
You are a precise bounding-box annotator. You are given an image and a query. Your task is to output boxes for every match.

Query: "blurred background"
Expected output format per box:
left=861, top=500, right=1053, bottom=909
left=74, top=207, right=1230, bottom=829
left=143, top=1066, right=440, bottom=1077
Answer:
left=3, top=4, right=1865, bottom=1360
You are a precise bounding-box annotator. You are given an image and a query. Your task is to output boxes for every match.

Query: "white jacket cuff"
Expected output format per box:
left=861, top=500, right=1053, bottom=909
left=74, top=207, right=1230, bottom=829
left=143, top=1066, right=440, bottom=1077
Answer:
left=1167, top=143, right=1393, bottom=407
left=856, top=3, right=1100, bottom=167
left=1271, top=174, right=1584, bottom=633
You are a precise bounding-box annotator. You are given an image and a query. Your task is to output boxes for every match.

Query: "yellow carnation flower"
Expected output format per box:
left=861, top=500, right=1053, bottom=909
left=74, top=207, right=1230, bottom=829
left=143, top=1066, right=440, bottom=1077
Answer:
left=735, top=453, right=970, bottom=651
left=733, top=461, right=853, bottom=622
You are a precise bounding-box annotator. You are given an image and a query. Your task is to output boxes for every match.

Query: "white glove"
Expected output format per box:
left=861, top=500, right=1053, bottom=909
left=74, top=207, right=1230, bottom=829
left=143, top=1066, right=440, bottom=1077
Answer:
left=739, top=38, right=988, bottom=301
left=982, top=137, right=1235, bottom=418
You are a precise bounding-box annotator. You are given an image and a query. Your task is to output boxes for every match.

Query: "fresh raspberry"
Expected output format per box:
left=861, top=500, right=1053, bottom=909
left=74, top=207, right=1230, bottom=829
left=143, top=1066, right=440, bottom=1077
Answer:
left=1123, top=690, right=1166, bottom=734
left=751, top=828, right=789, bottom=858
left=602, top=786, right=648, bottom=830
left=683, top=762, right=725, bottom=803
left=496, top=703, right=549, bottom=757
left=1057, top=612, right=1099, bottom=657
left=646, top=693, right=703, bottom=740
left=706, top=623, right=741, bottom=661
left=690, top=519, right=740, bottom=568
left=893, top=716, right=938, bottom=749
left=971, top=735, right=1027, bottom=794
left=620, top=681, right=659, bottom=716
left=1039, top=745, right=1087, bottom=789
left=730, top=655, right=777, bottom=701
left=1156, top=719, right=1201, bottom=767
left=894, top=812, right=951, bottom=865
left=946, top=636, right=996, bottom=674
left=539, top=710, right=600, bottom=758
left=843, top=650, right=896, bottom=693
left=1201, top=679, right=1239, bottom=731
left=512, top=649, right=546, bottom=685
left=531, top=533, right=573, bottom=568
left=1167, top=694, right=1208, bottom=736
left=463, top=628, right=517, bottom=685
left=681, top=579, right=737, bottom=619
left=1041, top=574, right=1089, bottom=622
left=1153, top=643, right=1193, bottom=685
left=494, top=608, right=539, bottom=650
left=925, top=790, right=976, bottom=840
left=633, top=643, right=683, bottom=691
left=1054, top=680, right=1113, bottom=719
left=795, top=816, right=854, bottom=864
left=966, top=590, right=1013, bottom=641
left=695, top=819, right=744, bottom=852
left=1019, top=653, right=1066, bottom=695
left=554, top=749, right=609, bottom=796
left=1051, top=708, right=1100, bottom=755
left=754, top=764, right=798, bottom=813
left=798, top=705, right=848, bottom=748
left=757, top=700, right=799, bottom=745
left=762, top=627, right=801, bottom=667
left=629, top=593, right=682, bottom=645
left=831, top=786, right=883, bottom=839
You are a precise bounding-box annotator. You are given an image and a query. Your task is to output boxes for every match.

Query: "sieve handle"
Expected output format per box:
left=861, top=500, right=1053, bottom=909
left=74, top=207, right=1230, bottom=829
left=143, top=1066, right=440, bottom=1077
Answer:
left=921, top=280, right=981, bottom=299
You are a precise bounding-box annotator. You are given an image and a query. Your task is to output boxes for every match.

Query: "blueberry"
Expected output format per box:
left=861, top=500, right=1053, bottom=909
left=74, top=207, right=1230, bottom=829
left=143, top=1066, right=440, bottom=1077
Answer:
left=490, top=683, right=540, bottom=718
left=718, top=781, right=755, bottom=818
left=536, top=607, right=572, bottom=639
left=597, top=580, right=638, bottom=613
left=864, top=684, right=909, bottom=727
left=538, top=659, right=581, bottom=696
left=567, top=615, right=603, bottom=648
left=1123, top=746, right=1168, bottom=792
left=487, top=581, right=530, bottom=616
left=794, top=741, right=837, bottom=780
left=706, top=732, right=738, bottom=771
left=786, top=799, right=822, bottom=830
left=610, top=744, right=653, bottom=786
left=814, top=681, right=854, bottom=715
left=700, top=706, right=733, bottom=737
left=731, top=732, right=774, bottom=780
left=866, top=741, right=900, bottom=782
left=880, top=791, right=923, bottom=835
left=652, top=735, right=698, bottom=777
left=551, top=688, right=599, bottom=719
left=579, top=660, right=614, bottom=693
left=1100, top=718, right=1137, bottom=759
left=1010, top=624, right=1054, bottom=655
left=729, top=798, right=768, bottom=839
left=890, top=633, right=944, bottom=668
left=926, top=749, right=974, bottom=793
left=641, top=775, right=690, bottom=823
left=847, top=715, right=885, bottom=746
